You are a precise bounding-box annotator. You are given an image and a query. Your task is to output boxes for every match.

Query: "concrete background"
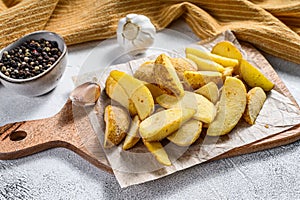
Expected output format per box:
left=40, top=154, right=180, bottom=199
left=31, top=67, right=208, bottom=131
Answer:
left=0, top=20, right=299, bottom=200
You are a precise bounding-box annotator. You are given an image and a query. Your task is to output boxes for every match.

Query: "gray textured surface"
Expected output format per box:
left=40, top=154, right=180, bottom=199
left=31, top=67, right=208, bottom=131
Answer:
left=0, top=20, right=300, bottom=199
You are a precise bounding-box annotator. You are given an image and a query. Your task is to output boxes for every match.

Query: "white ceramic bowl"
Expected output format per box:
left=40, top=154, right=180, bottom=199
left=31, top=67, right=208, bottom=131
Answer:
left=0, top=31, right=67, bottom=96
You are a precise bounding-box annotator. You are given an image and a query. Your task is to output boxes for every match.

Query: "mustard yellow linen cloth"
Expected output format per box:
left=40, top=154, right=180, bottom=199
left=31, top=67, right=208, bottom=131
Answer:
left=0, top=0, right=299, bottom=64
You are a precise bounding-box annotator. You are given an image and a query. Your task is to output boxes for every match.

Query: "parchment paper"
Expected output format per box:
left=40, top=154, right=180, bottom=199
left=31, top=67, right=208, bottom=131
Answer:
left=79, top=31, right=300, bottom=188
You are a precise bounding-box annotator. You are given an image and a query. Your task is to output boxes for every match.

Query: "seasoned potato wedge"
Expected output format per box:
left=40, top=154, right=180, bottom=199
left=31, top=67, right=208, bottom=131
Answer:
left=183, top=70, right=223, bottom=89
left=170, top=57, right=197, bottom=80
left=240, top=59, right=274, bottom=91
left=156, top=91, right=216, bottom=123
left=207, top=77, right=247, bottom=136
left=167, top=119, right=202, bottom=146
left=243, top=87, right=267, bottom=125
left=194, top=82, right=219, bottom=104
left=105, top=76, right=137, bottom=116
left=186, top=47, right=239, bottom=68
left=154, top=54, right=184, bottom=97
left=222, top=67, right=234, bottom=81
left=211, top=41, right=243, bottom=61
left=104, top=105, right=130, bottom=148
left=123, top=115, right=141, bottom=150
left=134, top=60, right=155, bottom=83
left=186, top=53, right=225, bottom=72
left=143, top=140, right=171, bottom=166
left=139, top=107, right=195, bottom=141
left=109, top=70, right=154, bottom=120
left=143, top=82, right=167, bottom=103
left=211, top=41, right=243, bottom=74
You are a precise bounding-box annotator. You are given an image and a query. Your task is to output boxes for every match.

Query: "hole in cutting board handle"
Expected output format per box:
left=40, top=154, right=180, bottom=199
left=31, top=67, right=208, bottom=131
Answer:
left=9, top=131, right=27, bottom=141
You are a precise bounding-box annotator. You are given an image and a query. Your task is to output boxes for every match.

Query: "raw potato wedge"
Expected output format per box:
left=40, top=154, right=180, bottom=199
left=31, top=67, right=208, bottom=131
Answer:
left=109, top=70, right=154, bottom=120
left=222, top=67, right=234, bottom=81
left=240, top=59, right=274, bottom=91
left=186, top=53, right=225, bottom=72
left=154, top=54, right=184, bottom=97
left=134, top=60, right=155, bottom=83
left=211, top=41, right=243, bottom=74
left=139, top=107, right=195, bottom=141
left=143, top=82, right=167, bottom=102
left=243, top=87, right=267, bottom=125
left=170, top=57, right=197, bottom=80
left=183, top=70, right=223, bottom=89
left=186, top=47, right=239, bottom=68
left=143, top=140, right=171, bottom=166
left=105, top=76, right=137, bottom=116
left=104, top=105, right=130, bottom=148
left=156, top=91, right=216, bottom=123
left=207, top=77, right=247, bottom=136
left=123, top=115, right=141, bottom=150
left=194, top=82, right=219, bottom=104
left=167, top=119, right=202, bottom=146
left=211, top=41, right=243, bottom=61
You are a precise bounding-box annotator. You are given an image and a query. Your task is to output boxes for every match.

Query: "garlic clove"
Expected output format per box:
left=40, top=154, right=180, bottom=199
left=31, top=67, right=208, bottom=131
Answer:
left=69, top=82, right=101, bottom=106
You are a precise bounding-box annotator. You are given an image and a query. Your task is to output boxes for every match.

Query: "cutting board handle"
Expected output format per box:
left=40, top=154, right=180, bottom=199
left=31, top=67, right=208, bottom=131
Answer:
left=0, top=100, right=82, bottom=159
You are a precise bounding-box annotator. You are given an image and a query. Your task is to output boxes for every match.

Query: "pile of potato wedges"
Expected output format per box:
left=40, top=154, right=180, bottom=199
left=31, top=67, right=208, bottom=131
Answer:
left=103, top=41, right=274, bottom=166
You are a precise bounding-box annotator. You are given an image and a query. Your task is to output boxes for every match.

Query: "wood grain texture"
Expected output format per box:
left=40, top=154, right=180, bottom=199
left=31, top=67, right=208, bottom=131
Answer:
left=0, top=41, right=299, bottom=174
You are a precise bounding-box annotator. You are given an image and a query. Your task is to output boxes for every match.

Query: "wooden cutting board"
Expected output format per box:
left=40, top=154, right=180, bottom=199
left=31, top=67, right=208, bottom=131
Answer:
left=0, top=42, right=299, bottom=174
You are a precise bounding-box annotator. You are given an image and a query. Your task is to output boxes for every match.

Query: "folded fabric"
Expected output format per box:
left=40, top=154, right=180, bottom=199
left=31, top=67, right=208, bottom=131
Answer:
left=0, top=0, right=299, bottom=64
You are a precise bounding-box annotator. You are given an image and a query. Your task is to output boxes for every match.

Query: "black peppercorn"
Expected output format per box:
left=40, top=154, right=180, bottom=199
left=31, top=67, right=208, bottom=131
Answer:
left=0, top=38, right=62, bottom=79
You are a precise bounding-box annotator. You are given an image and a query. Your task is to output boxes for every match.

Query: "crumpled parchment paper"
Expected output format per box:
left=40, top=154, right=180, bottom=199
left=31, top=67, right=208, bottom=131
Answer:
left=77, top=31, right=300, bottom=188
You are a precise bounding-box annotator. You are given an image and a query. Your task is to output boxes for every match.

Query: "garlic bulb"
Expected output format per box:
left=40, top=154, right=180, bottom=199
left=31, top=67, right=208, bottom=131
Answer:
left=117, top=14, right=156, bottom=55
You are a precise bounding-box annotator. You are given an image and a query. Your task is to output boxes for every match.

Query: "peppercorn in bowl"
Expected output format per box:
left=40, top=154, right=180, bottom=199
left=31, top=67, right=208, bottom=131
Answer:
left=0, top=31, right=67, bottom=96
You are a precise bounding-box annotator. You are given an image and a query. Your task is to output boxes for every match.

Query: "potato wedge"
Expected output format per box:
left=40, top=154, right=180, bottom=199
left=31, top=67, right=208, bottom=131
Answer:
left=207, top=77, right=247, bottom=136
left=105, top=76, right=137, bottom=116
left=123, top=115, right=141, bottom=150
left=109, top=70, right=154, bottom=120
left=170, top=57, right=197, bottom=80
left=186, top=47, right=239, bottom=68
left=154, top=54, right=184, bottom=97
left=139, top=107, right=195, bottom=141
left=240, top=59, right=274, bottom=91
left=167, top=119, right=202, bottom=146
left=156, top=91, right=216, bottom=123
left=143, top=82, right=167, bottom=103
left=186, top=53, right=225, bottom=72
left=134, top=60, right=155, bottom=83
left=183, top=70, right=223, bottom=89
left=222, top=67, right=234, bottom=80
left=211, top=41, right=243, bottom=61
left=243, top=87, right=267, bottom=125
left=104, top=105, right=130, bottom=148
left=211, top=41, right=243, bottom=74
left=194, top=82, right=219, bottom=104
left=143, top=140, right=171, bottom=166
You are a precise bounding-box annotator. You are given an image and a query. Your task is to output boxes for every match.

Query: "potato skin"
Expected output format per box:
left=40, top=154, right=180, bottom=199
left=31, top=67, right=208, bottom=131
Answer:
left=240, top=59, right=274, bottom=92
left=104, top=105, right=130, bottom=148
left=170, top=57, right=197, bottom=80
left=243, top=87, right=267, bottom=125
left=183, top=70, right=223, bottom=90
